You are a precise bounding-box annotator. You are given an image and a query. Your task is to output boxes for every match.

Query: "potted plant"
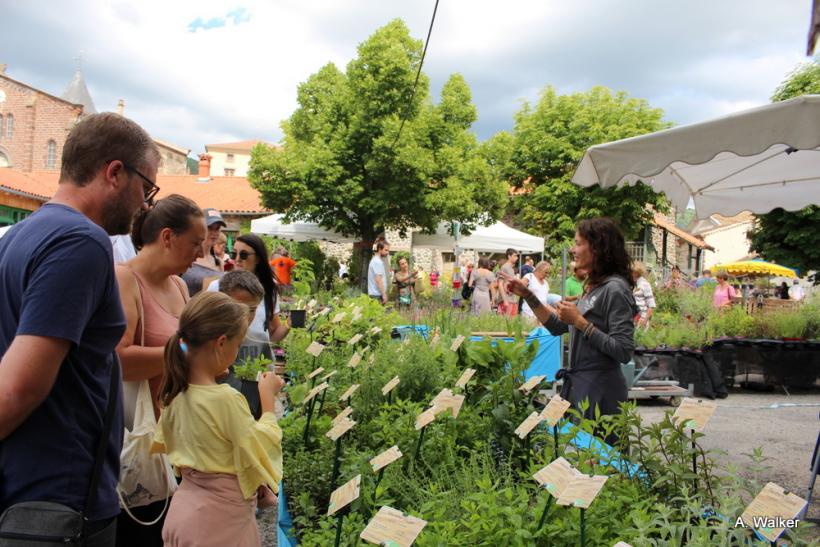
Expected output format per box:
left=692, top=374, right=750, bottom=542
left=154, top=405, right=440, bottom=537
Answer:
left=233, top=356, right=272, bottom=418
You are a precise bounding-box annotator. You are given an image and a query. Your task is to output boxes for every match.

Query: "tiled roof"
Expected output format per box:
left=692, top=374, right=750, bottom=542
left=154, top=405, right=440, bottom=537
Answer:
left=653, top=212, right=714, bottom=251
left=0, top=168, right=270, bottom=214
left=205, top=140, right=275, bottom=152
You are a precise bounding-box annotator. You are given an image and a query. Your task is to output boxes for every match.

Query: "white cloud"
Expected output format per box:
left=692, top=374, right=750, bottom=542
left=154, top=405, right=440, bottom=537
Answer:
left=0, top=0, right=813, bottom=152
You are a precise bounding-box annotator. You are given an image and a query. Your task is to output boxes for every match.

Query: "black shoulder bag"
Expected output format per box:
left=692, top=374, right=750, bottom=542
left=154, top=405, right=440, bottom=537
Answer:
left=0, top=354, right=120, bottom=546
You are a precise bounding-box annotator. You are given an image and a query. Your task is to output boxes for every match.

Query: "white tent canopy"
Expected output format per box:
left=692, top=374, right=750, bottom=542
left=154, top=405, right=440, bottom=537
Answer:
left=250, top=214, right=357, bottom=243
left=571, top=95, right=820, bottom=219
left=412, top=221, right=544, bottom=253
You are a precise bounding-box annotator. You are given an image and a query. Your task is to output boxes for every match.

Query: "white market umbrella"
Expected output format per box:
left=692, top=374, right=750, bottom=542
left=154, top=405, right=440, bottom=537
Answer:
left=571, top=95, right=820, bottom=218
left=250, top=214, right=357, bottom=243
left=412, top=221, right=544, bottom=253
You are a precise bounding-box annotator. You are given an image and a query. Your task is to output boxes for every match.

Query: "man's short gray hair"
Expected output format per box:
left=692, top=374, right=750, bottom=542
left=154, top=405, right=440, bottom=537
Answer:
left=219, top=271, right=264, bottom=300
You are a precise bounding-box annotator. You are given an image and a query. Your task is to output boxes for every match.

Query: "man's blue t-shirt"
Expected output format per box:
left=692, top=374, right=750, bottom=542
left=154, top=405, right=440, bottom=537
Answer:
left=0, top=204, right=126, bottom=520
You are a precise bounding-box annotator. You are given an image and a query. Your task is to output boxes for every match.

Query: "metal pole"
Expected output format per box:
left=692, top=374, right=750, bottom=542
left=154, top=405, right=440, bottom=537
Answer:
left=333, top=513, right=344, bottom=547
left=302, top=397, right=316, bottom=447
left=330, top=437, right=342, bottom=493
left=580, top=508, right=586, bottom=547
left=553, top=423, right=560, bottom=460
left=536, top=496, right=553, bottom=531
left=413, top=426, right=427, bottom=462
left=691, top=430, right=698, bottom=493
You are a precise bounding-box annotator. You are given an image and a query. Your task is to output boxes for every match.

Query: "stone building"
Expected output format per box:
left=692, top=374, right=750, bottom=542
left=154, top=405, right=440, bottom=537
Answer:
left=204, top=140, right=278, bottom=177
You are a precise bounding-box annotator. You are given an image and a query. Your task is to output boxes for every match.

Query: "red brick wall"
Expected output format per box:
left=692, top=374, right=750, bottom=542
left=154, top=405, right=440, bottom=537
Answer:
left=0, top=75, right=82, bottom=173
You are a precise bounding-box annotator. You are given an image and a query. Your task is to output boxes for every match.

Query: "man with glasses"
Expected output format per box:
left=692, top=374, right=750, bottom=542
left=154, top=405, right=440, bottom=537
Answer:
left=0, top=113, right=159, bottom=545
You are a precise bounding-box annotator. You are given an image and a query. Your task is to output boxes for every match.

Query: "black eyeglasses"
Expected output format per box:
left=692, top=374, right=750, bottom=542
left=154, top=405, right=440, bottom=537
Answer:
left=229, top=250, right=256, bottom=260
left=123, top=163, right=160, bottom=204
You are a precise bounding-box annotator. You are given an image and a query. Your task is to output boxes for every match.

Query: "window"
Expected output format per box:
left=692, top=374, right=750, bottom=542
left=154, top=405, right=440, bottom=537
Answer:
left=226, top=153, right=234, bottom=163
left=46, top=140, right=57, bottom=169
left=0, top=205, right=31, bottom=227
left=224, top=168, right=235, bottom=177
left=5, top=114, right=12, bottom=138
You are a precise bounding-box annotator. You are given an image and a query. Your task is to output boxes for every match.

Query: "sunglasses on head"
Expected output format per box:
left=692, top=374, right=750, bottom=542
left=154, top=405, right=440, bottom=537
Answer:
left=229, top=250, right=256, bottom=260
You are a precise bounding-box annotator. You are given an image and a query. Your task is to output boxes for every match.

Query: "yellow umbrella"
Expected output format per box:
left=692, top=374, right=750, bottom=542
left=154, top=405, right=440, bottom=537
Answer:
left=713, top=260, right=797, bottom=278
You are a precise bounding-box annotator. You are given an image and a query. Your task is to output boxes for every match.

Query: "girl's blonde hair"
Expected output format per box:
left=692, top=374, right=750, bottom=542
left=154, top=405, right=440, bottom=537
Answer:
left=534, top=261, right=551, bottom=274
left=161, top=291, right=249, bottom=406
left=632, top=261, right=647, bottom=278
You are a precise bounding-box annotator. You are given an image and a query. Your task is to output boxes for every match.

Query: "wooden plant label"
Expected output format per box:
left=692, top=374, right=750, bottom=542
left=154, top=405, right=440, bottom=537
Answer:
left=306, top=342, right=325, bottom=357
left=352, top=305, right=363, bottom=316
left=532, top=457, right=580, bottom=497
left=321, top=370, right=338, bottom=382
left=614, top=542, right=633, bottom=547
left=307, top=299, right=317, bottom=308
left=332, top=406, right=353, bottom=426
left=360, top=506, right=427, bottom=547
left=415, top=407, right=438, bottom=430
left=672, top=398, right=718, bottom=431
left=519, top=375, right=546, bottom=395
left=303, top=382, right=329, bottom=404
left=308, top=366, right=325, bottom=379
left=431, top=391, right=465, bottom=419
left=326, top=416, right=356, bottom=441
left=454, top=368, right=476, bottom=389
left=431, top=388, right=454, bottom=408
left=328, top=474, right=361, bottom=516
left=368, top=353, right=375, bottom=364
left=339, top=384, right=360, bottom=402
left=556, top=475, right=608, bottom=509
left=449, top=335, right=466, bottom=352
left=382, top=376, right=400, bottom=396
left=740, top=482, right=807, bottom=542
left=370, top=445, right=403, bottom=473
left=351, top=313, right=363, bottom=322
left=319, top=307, right=331, bottom=316
left=332, top=312, right=346, bottom=323
left=515, top=411, right=543, bottom=439
left=348, top=333, right=364, bottom=345
left=430, top=332, right=440, bottom=347
left=348, top=352, right=362, bottom=368
left=370, top=326, right=383, bottom=335
left=539, top=394, right=571, bottom=425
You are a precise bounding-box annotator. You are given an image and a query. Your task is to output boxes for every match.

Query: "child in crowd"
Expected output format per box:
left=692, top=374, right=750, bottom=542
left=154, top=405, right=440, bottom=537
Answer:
left=151, top=291, right=283, bottom=546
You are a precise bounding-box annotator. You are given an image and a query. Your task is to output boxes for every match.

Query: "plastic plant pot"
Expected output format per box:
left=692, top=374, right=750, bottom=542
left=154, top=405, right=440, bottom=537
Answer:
left=289, top=309, right=306, bottom=328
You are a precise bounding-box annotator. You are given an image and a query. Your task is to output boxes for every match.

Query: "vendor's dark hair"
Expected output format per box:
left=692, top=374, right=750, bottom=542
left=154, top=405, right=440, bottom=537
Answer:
left=131, top=194, right=203, bottom=251
left=236, top=233, right=278, bottom=329
left=576, top=217, right=634, bottom=289
left=478, top=257, right=491, bottom=269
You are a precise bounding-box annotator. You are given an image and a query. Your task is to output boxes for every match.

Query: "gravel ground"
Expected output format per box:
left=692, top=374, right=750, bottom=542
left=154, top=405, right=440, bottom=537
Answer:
left=263, top=388, right=820, bottom=545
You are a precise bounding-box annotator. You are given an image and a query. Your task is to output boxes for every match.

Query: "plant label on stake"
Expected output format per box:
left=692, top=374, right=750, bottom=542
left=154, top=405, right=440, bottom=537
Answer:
left=306, top=342, right=326, bottom=357
left=539, top=395, right=571, bottom=426
left=326, top=416, right=356, bottom=442
left=382, top=376, right=400, bottom=397
left=307, top=299, right=317, bottom=309
left=740, top=482, right=807, bottom=542
left=348, top=352, right=362, bottom=368
left=370, top=326, right=382, bottom=335
left=332, top=312, right=346, bottom=323
left=454, top=368, right=476, bottom=389
left=332, top=406, right=353, bottom=426
left=321, top=370, right=338, bottom=383
left=302, top=382, right=329, bottom=405
left=319, top=307, right=331, bottom=316
left=351, top=305, right=363, bottom=316
left=515, top=412, right=543, bottom=439
left=519, top=375, right=546, bottom=396
left=449, top=335, right=466, bottom=352
left=339, top=384, right=360, bottom=402
left=556, top=475, right=608, bottom=509
left=370, top=446, right=403, bottom=473
left=430, top=332, right=440, bottom=347
left=614, top=543, right=633, bottom=547
left=327, top=474, right=361, bottom=516
left=430, top=390, right=464, bottom=419
left=368, top=353, right=375, bottom=365
left=348, top=333, right=364, bottom=345
left=415, top=407, right=438, bottom=430
left=308, top=367, right=325, bottom=380
left=360, top=506, right=427, bottom=547
left=533, top=457, right=581, bottom=497
left=672, top=398, right=717, bottom=431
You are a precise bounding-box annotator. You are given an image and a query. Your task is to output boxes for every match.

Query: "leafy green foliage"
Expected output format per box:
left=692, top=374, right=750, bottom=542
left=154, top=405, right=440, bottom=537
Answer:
left=487, top=86, right=672, bottom=256
left=232, top=355, right=271, bottom=380
left=249, top=20, right=508, bottom=287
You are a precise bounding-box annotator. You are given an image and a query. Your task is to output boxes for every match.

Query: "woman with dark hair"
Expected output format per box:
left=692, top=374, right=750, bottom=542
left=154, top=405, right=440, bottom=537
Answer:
left=505, top=217, right=637, bottom=420
left=208, top=234, right=289, bottom=343
left=116, top=194, right=206, bottom=545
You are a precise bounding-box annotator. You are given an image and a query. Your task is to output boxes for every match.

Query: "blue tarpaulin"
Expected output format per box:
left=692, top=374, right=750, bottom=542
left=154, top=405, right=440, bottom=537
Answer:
left=469, top=327, right=561, bottom=381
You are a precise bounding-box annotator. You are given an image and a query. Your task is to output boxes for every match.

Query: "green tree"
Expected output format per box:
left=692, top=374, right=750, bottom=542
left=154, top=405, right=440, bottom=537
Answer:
left=249, top=20, right=508, bottom=285
left=749, top=59, right=820, bottom=278
left=493, top=86, right=671, bottom=256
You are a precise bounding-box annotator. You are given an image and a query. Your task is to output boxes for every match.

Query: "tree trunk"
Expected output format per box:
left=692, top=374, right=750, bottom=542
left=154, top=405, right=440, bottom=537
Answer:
left=354, top=240, right=375, bottom=294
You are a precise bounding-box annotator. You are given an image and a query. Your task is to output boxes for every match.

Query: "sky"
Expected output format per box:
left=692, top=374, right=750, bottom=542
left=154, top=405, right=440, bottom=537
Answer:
left=0, top=0, right=814, bottom=156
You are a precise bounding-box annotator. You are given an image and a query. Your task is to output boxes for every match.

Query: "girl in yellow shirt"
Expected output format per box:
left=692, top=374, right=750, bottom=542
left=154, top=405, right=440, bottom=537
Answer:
left=151, top=291, right=284, bottom=547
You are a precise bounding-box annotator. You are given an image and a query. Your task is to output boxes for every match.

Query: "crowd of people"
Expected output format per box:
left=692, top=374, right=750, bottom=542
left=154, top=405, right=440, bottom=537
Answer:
left=0, top=114, right=285, bottom=546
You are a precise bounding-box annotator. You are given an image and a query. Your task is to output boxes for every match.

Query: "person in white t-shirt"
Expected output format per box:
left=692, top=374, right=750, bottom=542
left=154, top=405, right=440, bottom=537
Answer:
left=789, top=280, right=805, bottom=301
left=521, top=261, right=551, bottom=319
left=368, top=241, right=390, bottom=304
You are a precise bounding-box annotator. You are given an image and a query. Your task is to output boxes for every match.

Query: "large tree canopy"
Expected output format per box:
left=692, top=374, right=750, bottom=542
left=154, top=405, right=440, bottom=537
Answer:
left=249, top=20, right=507, bottom=252
left=488, top=86, right=671, bottom=256
left=749, top=60, right=820, bottom=278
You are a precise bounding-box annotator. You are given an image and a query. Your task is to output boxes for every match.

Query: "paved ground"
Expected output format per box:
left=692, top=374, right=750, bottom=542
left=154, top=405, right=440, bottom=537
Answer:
left=635, top=389, right=820, bottom=529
